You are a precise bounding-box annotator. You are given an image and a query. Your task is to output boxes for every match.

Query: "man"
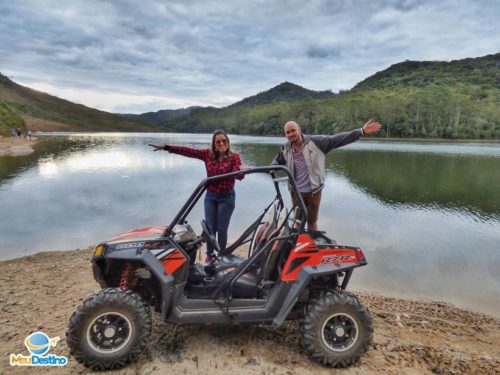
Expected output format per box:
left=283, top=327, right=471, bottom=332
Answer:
left=272, top=119, right=381, bottom=231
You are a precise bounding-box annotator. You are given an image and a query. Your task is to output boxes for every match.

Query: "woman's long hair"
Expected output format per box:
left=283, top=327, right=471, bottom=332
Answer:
left=210, top=130, right=231, bottom=159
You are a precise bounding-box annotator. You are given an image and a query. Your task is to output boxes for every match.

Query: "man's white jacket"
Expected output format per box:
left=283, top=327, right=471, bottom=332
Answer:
left=272, top=129, right=364, bottom=193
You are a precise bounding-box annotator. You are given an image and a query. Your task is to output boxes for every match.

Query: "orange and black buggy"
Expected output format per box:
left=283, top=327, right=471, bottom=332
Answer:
left=67, top=165, right=373, bottom=370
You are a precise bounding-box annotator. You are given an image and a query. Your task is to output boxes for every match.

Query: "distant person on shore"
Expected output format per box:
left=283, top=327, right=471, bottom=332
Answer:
left=16, top=128, right=21, bottom=138
left=27, top=130, right=32, bottom=140
left=272, top=119, right=381, bottom=231
left=149, top=130, right=247, bottom=263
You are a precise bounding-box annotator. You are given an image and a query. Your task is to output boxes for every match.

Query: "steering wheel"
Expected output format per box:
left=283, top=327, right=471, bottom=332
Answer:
left=200, top=220, right=221, bottom=254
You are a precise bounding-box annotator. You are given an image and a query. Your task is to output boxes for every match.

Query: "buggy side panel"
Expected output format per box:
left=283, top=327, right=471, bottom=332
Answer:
left=281, top=234, right=365, bottom=281
left=140, top=250, right=177, bottom=320
left=272, top=264, right=358, bottom=327
left=160, top=249, right=188, bottom=275
left=167, top=281, right=294, bottom=324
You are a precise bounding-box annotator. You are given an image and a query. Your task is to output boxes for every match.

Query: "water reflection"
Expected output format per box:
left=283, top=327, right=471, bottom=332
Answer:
left=328, top=149, right=500, bottom=220
left=314, top=172, right=500, bottom=316
left=0, top=133, right=499, bottom=317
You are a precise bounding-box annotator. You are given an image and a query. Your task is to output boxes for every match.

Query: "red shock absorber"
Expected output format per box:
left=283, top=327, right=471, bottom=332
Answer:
left=119, top=263, right=137, bottom=289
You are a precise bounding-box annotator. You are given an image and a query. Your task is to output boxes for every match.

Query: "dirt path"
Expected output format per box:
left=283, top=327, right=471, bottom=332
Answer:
left=0, top=248, right=499, bottom=374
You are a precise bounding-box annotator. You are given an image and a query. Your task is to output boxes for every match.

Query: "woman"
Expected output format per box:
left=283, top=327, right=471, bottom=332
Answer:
left=149, top=130, right=245, bottom=263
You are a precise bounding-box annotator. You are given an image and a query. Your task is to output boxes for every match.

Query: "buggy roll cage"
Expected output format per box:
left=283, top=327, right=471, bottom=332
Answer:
left=162, top=165, right=308, bottom=238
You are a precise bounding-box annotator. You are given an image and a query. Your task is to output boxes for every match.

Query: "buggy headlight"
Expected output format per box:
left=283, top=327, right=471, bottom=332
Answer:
left=94, top=245, right=105, bottom=257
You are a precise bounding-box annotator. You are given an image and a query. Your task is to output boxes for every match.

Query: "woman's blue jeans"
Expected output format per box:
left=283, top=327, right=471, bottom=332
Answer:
left=204, top=189, right=235, bottom=256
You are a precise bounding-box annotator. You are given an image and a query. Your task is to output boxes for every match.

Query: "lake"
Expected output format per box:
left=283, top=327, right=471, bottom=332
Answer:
left=1, top=133, right=499, bottom=317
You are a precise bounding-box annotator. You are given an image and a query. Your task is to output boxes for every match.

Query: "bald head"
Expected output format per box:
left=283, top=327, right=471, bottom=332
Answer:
left=284, top=121, right=299, bottom=131
left=284, top=121, right=302, bottom=145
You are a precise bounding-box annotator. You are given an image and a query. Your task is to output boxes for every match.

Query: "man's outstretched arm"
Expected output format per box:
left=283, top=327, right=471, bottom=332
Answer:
left=313, top=119, right=382, bottom=154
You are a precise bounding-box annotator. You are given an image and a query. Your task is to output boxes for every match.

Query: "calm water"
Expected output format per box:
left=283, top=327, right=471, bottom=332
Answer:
left=1, top=133, right=499, bottom=317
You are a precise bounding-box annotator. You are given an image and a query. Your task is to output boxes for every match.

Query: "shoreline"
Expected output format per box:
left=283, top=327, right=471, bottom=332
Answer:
left=1, top=248, right=498, bottom=374
left=26, top=131, right=500, bottom=144
left=0, top=135, right=38, bottom=157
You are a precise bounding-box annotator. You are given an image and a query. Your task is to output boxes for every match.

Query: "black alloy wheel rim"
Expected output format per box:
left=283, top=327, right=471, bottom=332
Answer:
left=86, top=312, right=133, bottom=354
left=321, top=312, right=359, bottom=352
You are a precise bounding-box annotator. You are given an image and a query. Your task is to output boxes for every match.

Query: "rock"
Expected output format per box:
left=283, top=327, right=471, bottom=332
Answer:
left=245, top=357, right=258, bottom=366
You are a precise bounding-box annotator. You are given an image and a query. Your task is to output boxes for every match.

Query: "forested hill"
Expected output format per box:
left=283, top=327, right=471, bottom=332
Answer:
left=353, top=53, right=499, bottom=90
left=160, top=53, right=499, bottom=139
left=0, top=74, right=157, bottom=133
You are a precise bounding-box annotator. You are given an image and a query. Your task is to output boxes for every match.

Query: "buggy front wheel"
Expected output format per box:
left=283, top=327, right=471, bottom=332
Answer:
left=66, top=288, right=152, bottom=371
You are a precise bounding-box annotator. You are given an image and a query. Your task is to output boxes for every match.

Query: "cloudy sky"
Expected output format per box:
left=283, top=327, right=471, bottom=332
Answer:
left=1, top=0, right=498, bottom=114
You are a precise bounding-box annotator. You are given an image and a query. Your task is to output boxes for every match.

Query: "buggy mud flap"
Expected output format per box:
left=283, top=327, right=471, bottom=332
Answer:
left=141, top=250, right=175, bottom=321
left=92, top=262, right=107, bottom=288
left=272, top=264, right=355, bottom=327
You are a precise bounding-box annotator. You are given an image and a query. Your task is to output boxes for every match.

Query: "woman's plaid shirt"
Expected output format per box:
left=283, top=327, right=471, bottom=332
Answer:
left=168, top=146, right=244, bottom=193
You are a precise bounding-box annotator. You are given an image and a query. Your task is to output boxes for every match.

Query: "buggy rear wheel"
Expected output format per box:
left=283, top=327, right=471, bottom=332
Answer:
left=66, top=288, right=152, bottom=370
left=301, top=291, right=373, bottom=368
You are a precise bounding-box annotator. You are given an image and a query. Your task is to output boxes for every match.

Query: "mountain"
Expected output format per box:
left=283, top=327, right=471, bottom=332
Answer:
left=129, top=82, right=333, bottom=128
left=122, top=106, right=202, bottom=126
left=0, top=73, right=157, bottom=132
left=229, top=81, right=334, bottom=107
left=155, top=81, right=337, bottom=134
left=159, top=53, right=499, bottom=139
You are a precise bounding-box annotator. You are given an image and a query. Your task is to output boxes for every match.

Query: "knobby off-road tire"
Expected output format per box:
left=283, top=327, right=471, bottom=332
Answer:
left=66, top=288, right=152, bottom=371
left=301, top=291, right=373, bottom=368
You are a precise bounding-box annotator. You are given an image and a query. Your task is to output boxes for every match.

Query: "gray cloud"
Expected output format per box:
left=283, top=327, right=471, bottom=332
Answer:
left=0, top=0, right=498, bottom=113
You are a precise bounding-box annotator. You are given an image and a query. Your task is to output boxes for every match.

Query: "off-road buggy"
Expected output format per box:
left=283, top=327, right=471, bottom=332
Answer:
left=66, top=165, right=373, bottom=370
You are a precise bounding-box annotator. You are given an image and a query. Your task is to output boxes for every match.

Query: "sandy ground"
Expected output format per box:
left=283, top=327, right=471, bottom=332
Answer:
left=0, top=248, right=499, bottom=375
left=0, top=136, right=37, bottom=157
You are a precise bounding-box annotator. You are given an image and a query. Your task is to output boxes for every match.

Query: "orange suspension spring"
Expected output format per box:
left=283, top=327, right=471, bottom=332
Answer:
left=119, top=264, right=137, bottom=290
